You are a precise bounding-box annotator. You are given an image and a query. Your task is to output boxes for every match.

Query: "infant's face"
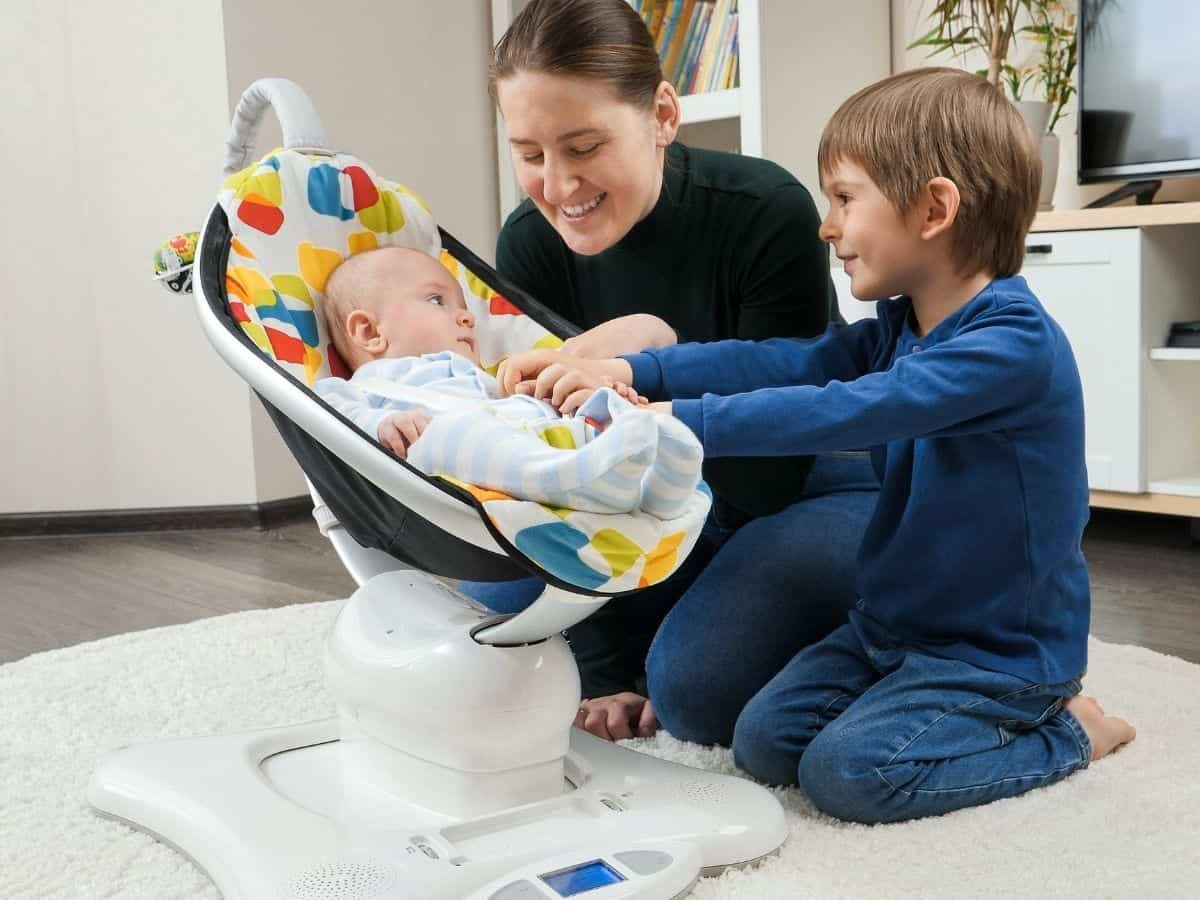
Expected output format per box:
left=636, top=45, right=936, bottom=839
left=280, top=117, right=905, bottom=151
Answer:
left=371, top=252, right=479, bottom=365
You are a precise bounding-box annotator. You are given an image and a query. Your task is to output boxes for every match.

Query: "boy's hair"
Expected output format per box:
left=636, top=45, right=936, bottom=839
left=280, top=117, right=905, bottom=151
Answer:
left=818, top=67, right=1041, bottom=278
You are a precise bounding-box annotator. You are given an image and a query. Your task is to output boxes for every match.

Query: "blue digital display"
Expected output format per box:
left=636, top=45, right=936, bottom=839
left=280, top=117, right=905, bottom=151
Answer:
left=541, top=859, right=626, bottom=896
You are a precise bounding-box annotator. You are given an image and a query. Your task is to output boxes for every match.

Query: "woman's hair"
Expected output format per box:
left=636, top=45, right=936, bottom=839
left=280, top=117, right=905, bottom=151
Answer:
left=490, top=0, right=664, bottom=109
left=818, top=67, right=1041, bottom=278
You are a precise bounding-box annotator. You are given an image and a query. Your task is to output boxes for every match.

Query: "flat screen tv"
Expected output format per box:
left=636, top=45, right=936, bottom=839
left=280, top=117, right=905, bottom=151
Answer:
left=1078, top=0, right=1200, bottom=201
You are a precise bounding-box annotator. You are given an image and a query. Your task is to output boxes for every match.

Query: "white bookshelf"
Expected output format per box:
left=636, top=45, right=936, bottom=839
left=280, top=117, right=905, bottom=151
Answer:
left=490, top=0, right=763, bottom=222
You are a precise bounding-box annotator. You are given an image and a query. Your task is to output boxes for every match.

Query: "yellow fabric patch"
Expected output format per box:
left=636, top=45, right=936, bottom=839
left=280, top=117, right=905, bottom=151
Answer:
left=534, top=334, right=565, bottom=350
left=229, top=265, right=272, bottom=299
left=465, top=269, right=496, bottom=303
left=639, top=532, right=685, bottom=587
left=347, top=231, right=379, bottom=256
left=538, top=425, right=577, bottom=450
left=230, top=237, right=255, bottom=259
left=438, top=475, right=515, bottom=503
left=590, top=529, right=643, bottom=579
left=235, top=170, right=282, bottom=205
left=439, top=249, right=462, bottom=278
left=358, top=190, right=405, bottom=234
left=298, top=242, right=343, bottom=292
left=271, top=274, right=313, bottom=307
left=303, top=345, right=324, bottom=385
left=241, top=321, right=271, bottom=354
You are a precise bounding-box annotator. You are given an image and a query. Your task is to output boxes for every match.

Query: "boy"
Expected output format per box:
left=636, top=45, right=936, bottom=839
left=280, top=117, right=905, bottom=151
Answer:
left=314, top=246, right=700, bottom=517
left=499, top=67, right=1135, bottom=823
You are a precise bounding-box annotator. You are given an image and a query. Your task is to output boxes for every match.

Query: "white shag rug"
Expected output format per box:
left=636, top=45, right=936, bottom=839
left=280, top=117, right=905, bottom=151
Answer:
left=2, top=601, right=1197, bottom=900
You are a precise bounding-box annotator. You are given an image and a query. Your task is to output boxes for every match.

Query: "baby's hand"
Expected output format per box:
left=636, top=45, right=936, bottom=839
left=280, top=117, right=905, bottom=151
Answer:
left=609, top=380, right=649, bottom=406
left=377, top=410, right=432, bottom=459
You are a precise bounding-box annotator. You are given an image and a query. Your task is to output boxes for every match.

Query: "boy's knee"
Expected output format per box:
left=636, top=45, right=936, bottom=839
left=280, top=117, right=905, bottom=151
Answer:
left=731, top=698, right=803, bottom=787
left=797, top=726, right=897, bottom=824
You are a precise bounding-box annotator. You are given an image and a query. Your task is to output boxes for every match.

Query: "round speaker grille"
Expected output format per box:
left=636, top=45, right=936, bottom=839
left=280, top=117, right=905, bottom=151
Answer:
left=678, top=779, right=728, bottom=806
left=283, top=859, right=400, bottom=900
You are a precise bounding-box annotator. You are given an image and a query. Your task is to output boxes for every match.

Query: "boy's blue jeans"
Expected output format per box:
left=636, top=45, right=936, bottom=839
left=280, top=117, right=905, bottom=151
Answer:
left=733, top=615, right=1091, bottom=824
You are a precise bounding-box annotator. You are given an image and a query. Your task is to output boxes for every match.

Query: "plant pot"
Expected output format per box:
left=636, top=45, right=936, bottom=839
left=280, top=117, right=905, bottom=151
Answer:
left=1016, top=100, right=1051, bottom=141
left=1039, top=132, right=1060, bottom=211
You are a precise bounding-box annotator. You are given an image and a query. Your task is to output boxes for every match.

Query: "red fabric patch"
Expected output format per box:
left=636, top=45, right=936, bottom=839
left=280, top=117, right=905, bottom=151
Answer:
left=230, top=301, right=249, bottom=323
left=489, top=294, right=524, bottom=316
left=237, top=198, right=285, bottom=235
left=326, top=342, right=351, bottom=379
left=343, top=165, right=380, bottom=212
left=266, top=327, right=306, bottom=364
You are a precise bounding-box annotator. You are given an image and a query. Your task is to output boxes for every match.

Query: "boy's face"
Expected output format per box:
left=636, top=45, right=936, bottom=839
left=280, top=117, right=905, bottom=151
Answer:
left=367, top=252, right=479, bottom=365
left=819, top=159, right=926, bottom=301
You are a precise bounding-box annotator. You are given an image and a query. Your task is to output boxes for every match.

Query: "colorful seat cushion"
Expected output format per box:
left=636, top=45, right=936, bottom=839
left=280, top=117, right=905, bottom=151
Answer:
left=218, top=149, right=710, bottom=593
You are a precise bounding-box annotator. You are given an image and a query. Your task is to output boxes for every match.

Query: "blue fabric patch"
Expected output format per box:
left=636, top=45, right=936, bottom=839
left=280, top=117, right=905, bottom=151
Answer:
left=254, top=290, right=320, bottom=346
left=514, top=522, right=607, bottom=590
left=307, top=165, right=354, bottom=221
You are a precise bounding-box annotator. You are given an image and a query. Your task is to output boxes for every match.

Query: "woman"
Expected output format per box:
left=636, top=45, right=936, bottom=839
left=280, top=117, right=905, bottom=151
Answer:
left=461, top=0, right=879, bottom=746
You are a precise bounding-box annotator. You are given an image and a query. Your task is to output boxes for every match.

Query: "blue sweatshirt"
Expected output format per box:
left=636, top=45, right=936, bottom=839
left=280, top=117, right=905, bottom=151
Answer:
left=624, top=276, right=1090, bottom=683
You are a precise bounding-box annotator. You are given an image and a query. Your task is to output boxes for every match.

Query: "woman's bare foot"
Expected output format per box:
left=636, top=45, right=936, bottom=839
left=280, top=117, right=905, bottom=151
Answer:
left=1065, top=695, right=1136, bottom=761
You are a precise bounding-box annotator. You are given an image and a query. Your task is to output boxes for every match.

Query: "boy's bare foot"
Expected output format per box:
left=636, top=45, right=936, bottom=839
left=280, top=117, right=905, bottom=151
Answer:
left=1064, top=695, right=1136, bottom=761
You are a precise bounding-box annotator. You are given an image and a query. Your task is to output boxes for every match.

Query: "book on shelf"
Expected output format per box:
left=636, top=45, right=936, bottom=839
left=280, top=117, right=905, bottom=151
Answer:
left=629, top=0, right=740, bottom=97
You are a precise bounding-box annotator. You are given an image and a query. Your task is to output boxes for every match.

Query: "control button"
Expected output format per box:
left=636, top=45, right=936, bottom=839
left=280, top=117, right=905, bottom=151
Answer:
left=489, top=879, right=544, bottom=900
left=417, top=843, right=439, bottom=859
left=600, top=797, right=624, bottom=812
left=614, top=849, right=673, bottom=875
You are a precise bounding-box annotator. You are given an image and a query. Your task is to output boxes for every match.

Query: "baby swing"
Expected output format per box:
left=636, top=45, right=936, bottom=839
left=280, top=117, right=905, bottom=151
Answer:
left=88, top=79, right=786, bottom=900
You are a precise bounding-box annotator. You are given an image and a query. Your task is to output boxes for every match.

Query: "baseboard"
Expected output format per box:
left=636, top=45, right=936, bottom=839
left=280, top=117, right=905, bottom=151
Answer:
left=0, top=496, right=313, bottom=539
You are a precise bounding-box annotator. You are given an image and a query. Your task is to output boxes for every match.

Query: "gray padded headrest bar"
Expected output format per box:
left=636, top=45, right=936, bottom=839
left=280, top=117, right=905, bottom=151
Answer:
left=223, top=78, right=329, bottom=176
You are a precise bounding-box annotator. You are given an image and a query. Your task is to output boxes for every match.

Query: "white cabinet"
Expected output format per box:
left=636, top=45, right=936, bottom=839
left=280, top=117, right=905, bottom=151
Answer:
left=1020, top=230, right=1144, bottom=492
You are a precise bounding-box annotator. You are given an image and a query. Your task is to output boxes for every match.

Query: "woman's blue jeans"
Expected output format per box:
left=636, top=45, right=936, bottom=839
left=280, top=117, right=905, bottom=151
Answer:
left=459, top=453, right=880, bottom=740
left=732, top=616, right=1091, bottom=823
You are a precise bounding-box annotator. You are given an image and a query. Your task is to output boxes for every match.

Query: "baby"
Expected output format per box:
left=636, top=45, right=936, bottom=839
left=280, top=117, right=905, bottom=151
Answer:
left=313, top=246, right=701, bottom=518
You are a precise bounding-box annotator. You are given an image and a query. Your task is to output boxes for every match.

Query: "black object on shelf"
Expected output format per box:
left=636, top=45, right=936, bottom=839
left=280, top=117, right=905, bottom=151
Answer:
left=1166, top=321, right=1200, bottom=349
left=1084, top=179, right=1163, bottom=209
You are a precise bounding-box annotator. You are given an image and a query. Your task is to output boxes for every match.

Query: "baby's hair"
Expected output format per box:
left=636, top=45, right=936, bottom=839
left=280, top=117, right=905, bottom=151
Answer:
left=818, top=67, right=1041, bottom=278
left=322, top=248, right=386, bottom=366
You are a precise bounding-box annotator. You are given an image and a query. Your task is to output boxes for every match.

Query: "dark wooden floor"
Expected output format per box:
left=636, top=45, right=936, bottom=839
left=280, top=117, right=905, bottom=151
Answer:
left=1, top=509, right=1197, bottom=666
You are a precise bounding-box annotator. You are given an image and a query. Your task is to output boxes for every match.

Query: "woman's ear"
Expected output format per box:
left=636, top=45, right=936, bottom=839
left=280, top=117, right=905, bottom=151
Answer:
left=652, top=80, right=681, bottom=148
left=918, top=177, right=961, bottom=241
left=346, top=309, right=385, bottom=355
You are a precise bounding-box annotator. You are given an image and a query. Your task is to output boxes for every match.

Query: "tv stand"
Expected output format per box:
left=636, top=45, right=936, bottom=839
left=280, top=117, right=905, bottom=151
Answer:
left=1084, top=179, right=1163, bottom=209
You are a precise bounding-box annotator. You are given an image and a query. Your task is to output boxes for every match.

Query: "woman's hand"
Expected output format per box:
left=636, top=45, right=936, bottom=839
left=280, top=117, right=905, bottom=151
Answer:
left=497, top=350, right=633, bottom=412
left=561, top=314, right=677, bottom=358
left=575, top=692, right=660, bottom=741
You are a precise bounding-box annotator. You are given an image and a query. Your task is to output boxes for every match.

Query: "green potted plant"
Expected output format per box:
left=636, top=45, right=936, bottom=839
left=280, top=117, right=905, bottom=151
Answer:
left=908, top=0, right=1079, bottom=209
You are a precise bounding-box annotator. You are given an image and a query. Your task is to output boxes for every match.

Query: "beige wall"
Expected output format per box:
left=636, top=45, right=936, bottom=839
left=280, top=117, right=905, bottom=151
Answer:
left=761, top=0, right=893, bottom=213
left=0, top=0, right=262, bottom=515
left=1, top=0, right=499, bottom=516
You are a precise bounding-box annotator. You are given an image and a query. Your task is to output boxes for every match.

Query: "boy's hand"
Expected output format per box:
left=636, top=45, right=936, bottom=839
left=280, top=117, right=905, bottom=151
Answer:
left=377, top=410, right=432, bottom=459
left=497, top=350, right=633, bottom=412
left=575, top=692, right=659, bottom=741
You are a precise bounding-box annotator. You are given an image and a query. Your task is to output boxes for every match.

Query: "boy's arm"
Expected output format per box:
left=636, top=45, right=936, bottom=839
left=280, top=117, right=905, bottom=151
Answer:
left=671, top=304, right=1056, bottom=457
left=625, top=316, right=884, bottom=401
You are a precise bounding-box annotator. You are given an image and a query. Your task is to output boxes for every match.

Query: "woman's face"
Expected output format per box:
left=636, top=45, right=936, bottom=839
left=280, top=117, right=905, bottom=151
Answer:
left=497, top=71, right=677, bottom=256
